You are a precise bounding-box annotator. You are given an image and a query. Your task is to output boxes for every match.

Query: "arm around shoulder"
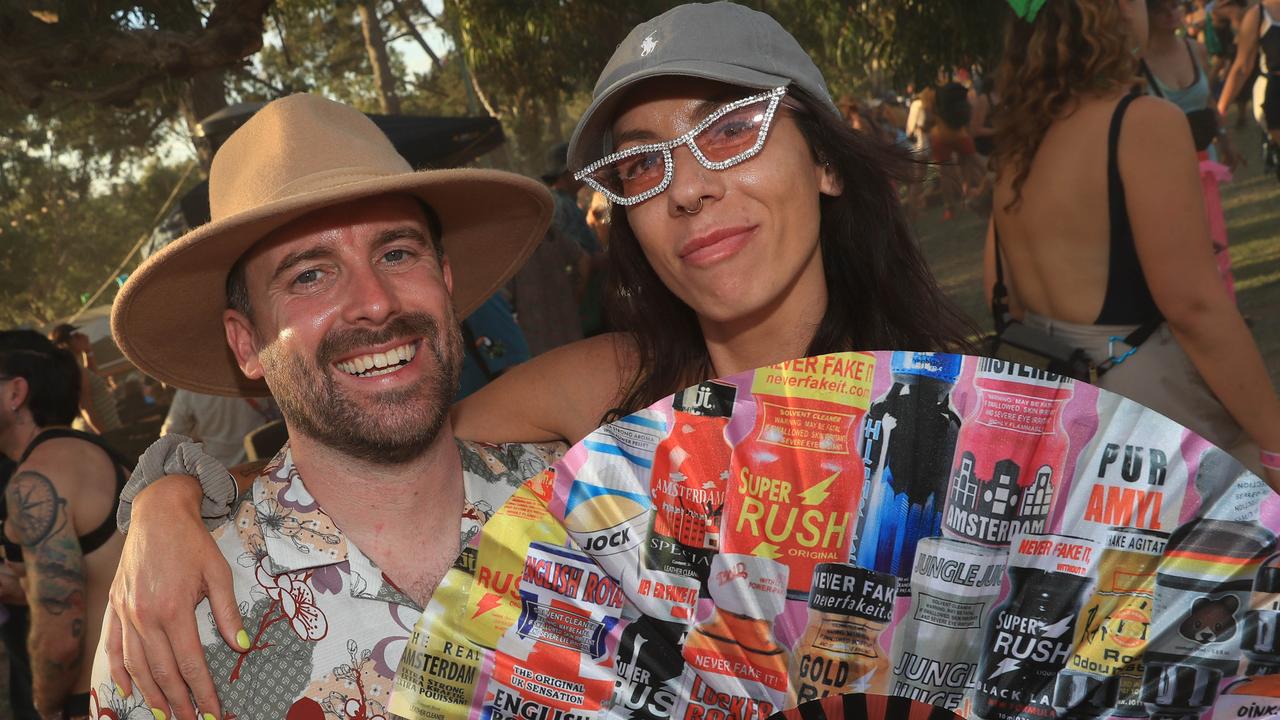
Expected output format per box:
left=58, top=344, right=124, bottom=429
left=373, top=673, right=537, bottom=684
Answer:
left=451, top=332, right=637, bottom=446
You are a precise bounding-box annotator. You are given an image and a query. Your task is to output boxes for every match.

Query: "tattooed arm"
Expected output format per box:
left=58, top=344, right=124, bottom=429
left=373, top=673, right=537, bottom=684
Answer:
left=5, top=469, right=87, bottom=719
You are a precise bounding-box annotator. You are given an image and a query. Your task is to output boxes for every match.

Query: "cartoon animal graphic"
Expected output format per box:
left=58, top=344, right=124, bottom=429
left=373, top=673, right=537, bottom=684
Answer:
left=1178, top=594, right=1239, bottom=644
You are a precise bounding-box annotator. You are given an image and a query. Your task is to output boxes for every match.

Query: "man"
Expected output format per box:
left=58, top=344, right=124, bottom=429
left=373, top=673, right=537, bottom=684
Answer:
left=48, top=324, right=121, bottom=435
left=88, top=94, right=556, bottom=720
left=2, top=330, right=130, bottom=720
left=539, top=142, right=607, bottom=338
left=160, top=389, right=277, bottom=467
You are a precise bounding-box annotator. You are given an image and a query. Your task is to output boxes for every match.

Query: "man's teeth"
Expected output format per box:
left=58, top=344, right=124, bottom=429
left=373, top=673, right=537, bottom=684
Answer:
left=336, top=342, right=417, bottom=376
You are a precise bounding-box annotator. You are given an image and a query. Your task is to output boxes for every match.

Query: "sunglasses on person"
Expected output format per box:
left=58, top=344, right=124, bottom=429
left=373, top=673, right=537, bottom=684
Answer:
left=575, top=86, right=797, bottom=206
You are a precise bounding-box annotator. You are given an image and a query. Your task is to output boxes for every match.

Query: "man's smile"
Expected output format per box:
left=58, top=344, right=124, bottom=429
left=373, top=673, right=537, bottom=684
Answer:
left=334, top=339, right=420, bottom=378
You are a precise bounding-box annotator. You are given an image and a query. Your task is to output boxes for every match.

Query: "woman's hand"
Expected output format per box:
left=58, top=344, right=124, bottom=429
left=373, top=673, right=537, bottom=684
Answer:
left=105, top=475, right=247, bottom=720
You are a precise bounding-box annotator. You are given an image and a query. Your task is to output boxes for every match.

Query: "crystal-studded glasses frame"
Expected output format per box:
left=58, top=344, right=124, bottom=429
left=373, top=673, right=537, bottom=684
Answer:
left=574, top=86, right=791, bottom=206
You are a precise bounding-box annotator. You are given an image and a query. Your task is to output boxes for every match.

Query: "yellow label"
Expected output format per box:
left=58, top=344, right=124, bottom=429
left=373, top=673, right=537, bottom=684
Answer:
left=751, top=353, right=876, bottom=408
left=1066, top=546, right=1159, bottom=680
left=468, top=475, right=568, bottom=649
left=391, top=566, right=483, bottom=720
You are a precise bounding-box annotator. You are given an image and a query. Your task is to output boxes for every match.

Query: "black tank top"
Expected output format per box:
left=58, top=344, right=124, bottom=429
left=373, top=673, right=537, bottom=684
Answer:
left=1095, top=93, right=1162, bottom=325
left=0, top=429, right=131, bottom=564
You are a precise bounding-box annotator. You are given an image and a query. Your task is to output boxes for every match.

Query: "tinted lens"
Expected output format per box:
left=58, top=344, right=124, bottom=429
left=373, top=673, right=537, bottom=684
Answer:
left=693, top=98, right=770, bottom=162
left=589, top=149, right=666, bottom=199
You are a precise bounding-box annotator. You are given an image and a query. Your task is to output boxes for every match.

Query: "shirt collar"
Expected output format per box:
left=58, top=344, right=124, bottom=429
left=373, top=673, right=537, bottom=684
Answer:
left=252, top=444, right=351, bottom=575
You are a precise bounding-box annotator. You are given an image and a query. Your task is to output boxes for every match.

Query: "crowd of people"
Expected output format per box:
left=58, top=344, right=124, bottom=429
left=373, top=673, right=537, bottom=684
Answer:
left=1, top=1, right=1279, bottom=719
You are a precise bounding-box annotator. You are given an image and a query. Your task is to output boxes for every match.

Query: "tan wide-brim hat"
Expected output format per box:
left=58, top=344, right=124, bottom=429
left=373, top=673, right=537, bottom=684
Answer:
left=112, top=94, right=552, bottom=397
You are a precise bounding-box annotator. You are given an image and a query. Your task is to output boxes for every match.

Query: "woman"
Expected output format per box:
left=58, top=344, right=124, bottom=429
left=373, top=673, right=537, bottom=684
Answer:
left=1, top=331, right=131, bottom=719
left=1144, top=0, right=1240, bottom=297
left=1217, top=0, right=1280, bottom=177
left=985, top=2, right=1280, bottom=473
left=102, top=3, right=976, bottom=715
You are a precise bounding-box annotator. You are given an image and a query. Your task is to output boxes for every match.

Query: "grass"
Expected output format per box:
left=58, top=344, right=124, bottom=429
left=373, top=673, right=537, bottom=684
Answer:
left=913, top=120, right=1280, bottom=389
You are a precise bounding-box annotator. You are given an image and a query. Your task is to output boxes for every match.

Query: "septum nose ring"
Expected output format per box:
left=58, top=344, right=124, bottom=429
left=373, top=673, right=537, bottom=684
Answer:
left=680, top=197, right=704, bottom=215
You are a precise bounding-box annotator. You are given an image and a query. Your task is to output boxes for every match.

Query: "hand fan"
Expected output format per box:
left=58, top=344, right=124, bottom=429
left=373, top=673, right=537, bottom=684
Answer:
left=388, top=352, right=1280, bottom=720
left=768, top=694, right=965, bottom=720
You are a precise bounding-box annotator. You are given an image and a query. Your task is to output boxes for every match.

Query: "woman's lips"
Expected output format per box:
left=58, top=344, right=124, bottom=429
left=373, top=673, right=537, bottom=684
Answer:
left=679, top=225, right=756, bottom=267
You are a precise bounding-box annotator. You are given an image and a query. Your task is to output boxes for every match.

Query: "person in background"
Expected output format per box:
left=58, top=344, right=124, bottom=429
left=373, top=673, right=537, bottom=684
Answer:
left=160, top=390, right=278, bottom=467
left=1217, top=0, right=1280, bottom=178
left=0, top=449, right=39, bottom=720
left=542, top=143, right=607, bottom=336
left=1144, top=0, right=1241, bottom=298
left=585, top=190, right=611, bottom=250
left=47, top=324, right=120, bottom=435
left=507, top=224, right=587, bottom=355
left=1211, top=0, right=1255, bottom=128
left=1, top=330, right=130, bottom=720
left=986, top=0, right=1280, bottom=480
left=456, top=294, right=532, bottom=399
left=931, top=80, right=985, bottom=219
left=904, top=83, right=934, bottom=215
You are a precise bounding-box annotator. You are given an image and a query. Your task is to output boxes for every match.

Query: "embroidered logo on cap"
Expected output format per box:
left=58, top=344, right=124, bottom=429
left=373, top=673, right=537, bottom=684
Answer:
left=640, top=31, right=658, bottom=57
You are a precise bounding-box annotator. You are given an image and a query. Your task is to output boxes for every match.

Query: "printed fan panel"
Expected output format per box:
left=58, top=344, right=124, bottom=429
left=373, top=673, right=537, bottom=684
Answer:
left=389, top=352, right=1280, bottom=720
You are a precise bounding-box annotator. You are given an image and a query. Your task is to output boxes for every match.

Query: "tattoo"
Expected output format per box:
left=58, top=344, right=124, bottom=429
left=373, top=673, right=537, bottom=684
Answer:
left=6, top=469, right=88, bottom=714
left=5, top=471, right=68, bottom=547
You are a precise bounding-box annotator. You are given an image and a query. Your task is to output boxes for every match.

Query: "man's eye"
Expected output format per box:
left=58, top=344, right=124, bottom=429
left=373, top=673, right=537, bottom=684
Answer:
left=294, top=269, right=321, bottom=286
left=384, top=249, right=409, bottom=262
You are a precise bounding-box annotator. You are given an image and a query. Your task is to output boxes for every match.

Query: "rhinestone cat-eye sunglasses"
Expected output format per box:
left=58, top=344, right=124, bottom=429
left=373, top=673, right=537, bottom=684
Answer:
left=574, top=86, right=798, bottom=206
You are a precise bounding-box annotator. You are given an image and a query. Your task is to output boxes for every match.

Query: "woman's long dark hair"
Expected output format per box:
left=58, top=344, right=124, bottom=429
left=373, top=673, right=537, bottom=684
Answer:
left=603, top=86, right=978, bottom=420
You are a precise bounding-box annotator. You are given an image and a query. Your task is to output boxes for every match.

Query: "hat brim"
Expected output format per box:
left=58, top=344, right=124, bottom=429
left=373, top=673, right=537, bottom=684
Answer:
left=567, top=60, right=791, bottom=172
left=112, top=168, right=551, bottom=397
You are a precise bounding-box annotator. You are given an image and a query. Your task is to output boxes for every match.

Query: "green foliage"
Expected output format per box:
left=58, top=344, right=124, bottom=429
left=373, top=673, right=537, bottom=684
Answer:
left=0, top=0, right=1013, bottom=328
left=0, top=160, right=198, bottom=328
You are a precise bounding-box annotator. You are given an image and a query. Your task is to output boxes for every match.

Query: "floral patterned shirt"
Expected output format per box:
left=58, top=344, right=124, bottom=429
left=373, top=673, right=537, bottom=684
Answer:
left=89, top=439, right=564, bottom=720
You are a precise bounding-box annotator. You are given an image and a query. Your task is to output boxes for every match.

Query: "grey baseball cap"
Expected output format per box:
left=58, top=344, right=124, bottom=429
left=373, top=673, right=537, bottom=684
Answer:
left=566, top=1, right=841, bottom=172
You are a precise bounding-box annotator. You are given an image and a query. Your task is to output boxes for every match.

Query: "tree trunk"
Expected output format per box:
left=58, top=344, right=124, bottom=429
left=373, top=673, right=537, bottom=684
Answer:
left=180, top=68, right=229, bottom=171
left=357, top=0, right=401, bottom=115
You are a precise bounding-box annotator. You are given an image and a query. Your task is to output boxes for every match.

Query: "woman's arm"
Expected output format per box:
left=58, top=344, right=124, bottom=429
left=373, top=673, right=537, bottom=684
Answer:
left=1122, top=97, right=1280, bottom=490
left=970, top=93, right=994, bottom=139
left=1216, top=6, right=1262, bottom=116
left=452, top=332, right=637, bottom=446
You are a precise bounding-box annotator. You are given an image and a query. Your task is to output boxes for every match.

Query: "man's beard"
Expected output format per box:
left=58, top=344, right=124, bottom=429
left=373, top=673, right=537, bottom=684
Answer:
left=260, top=311, right=463, bottom=465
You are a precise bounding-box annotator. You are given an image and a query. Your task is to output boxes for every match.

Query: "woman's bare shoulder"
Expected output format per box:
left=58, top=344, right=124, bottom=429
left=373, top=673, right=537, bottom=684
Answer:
left=451, top=333, right=640, bottom=445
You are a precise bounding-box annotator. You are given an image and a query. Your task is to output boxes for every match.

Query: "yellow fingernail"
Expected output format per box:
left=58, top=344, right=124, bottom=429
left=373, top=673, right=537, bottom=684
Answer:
left=236, top=629, right=251, bottom=650
left=203, top=714, right=217, bottom=720
left=115, top=683, right=125, bottom=696
left=151, top=709, right=167, bottom=720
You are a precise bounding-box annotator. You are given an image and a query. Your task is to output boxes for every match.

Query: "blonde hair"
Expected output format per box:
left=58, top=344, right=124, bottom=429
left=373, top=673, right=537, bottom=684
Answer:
left=993, top=0, right=1141, bottom=209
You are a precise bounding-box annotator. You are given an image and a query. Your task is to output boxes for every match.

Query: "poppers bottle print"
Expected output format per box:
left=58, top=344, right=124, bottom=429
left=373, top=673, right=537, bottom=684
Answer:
left=676, top=553, right=792, bottom=719
left=888, top=536, right=1007, bottom=713
left=855, top=352, right=963, bottom=589
left=1053, top=528, right=1167, bottom=718
left=942, top=359, right=1074, bottom=547
left=974, top=533, right=1097, bottom=720
left=725, top=354, right=876, bottom=598
left=1142, top=449, right=1277, bottom=720
left=645, top=382, right=737, bottom=586
left=789, top=563, right=897, bottom=701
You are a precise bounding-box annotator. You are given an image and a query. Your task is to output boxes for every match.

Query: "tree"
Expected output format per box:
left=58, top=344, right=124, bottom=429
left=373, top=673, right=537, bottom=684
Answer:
left=357, top=0, right=402, bottom=114
left=0, top=161, right=199, bottom=328
left=0, top=1, right=273, bottom=169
